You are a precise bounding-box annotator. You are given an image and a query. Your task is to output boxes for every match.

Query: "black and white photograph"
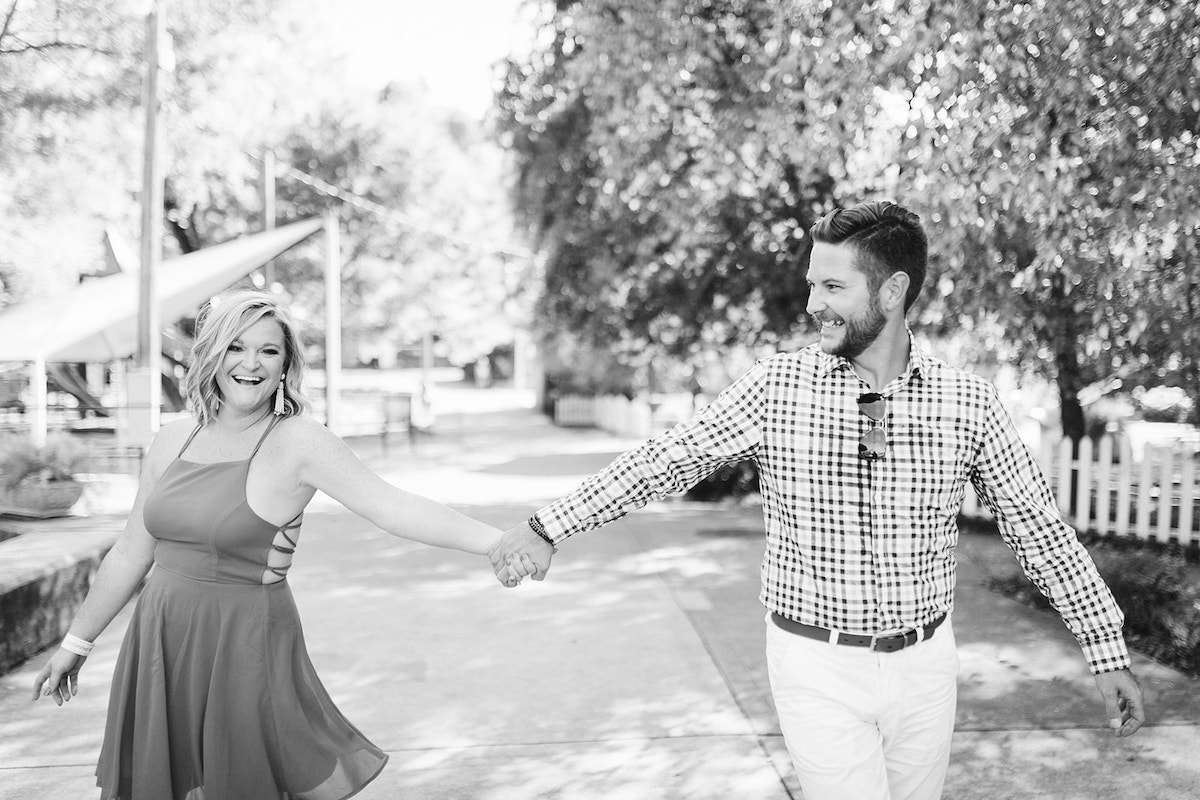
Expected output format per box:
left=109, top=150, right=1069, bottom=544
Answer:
left=1, top=1, right=1197, bottom=798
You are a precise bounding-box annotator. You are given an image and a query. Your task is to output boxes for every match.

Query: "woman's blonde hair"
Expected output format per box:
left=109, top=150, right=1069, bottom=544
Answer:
left=183, top=290, right=310, bottom=425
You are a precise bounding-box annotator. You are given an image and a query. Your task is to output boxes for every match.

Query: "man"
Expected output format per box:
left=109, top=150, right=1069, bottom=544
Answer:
left=493, top=200, right=1145, bottom=800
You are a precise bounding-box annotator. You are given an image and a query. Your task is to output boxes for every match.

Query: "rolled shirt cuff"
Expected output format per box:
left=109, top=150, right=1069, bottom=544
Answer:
left=1082, top=633, right=1131, bottom=675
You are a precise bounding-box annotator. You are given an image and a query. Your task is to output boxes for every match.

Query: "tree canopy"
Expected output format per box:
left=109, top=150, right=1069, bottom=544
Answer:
left=1, top=0, right=523, bottom=366
left=497, top=0, right=1200, bottom=431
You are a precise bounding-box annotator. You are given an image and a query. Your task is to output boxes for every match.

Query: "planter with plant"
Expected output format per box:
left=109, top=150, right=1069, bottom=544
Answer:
left=0, top=434, right=87, bottom=518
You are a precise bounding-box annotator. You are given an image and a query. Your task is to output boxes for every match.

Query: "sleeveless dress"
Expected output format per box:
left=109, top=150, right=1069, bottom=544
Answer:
left=96, top=417, right=388, bottom=800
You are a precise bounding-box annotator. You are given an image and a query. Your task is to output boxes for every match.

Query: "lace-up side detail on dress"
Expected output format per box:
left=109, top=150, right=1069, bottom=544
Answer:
left=263, top=512, right=303, bottom=584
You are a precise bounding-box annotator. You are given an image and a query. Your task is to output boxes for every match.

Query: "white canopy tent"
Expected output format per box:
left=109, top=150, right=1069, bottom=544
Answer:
left=0, top=218, right=324, bottom=363
left=0, top=217, right=330, bottom=443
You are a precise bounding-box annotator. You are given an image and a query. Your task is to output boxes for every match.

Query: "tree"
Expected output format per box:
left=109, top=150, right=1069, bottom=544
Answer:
left=1, top=0, right=524, bottom=368
left=500, top=0, right=1199, bottom=435
left=0, top=0, right=283, bottom=301
left=497, top=0, right=886, bottom=384
left=895, top=0, right=1200, bottom=435
left=271, top=87, right=524, bottom=366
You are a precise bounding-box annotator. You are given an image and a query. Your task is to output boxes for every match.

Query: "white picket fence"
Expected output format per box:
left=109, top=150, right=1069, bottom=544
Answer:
left=554, top=394, right=654, bottom=438
left=962, top=435, right=1199, bottom=546
left=555, top=396, right=1200, bottom=546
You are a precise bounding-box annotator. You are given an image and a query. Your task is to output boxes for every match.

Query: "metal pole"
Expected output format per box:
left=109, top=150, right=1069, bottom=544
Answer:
left=262, top=148, right=276, bottom=289
left=324, top=208, right=341, bottom=432
left=133, top=0, right=165, bottom=444
left=31, top=358, right=48, bottom=448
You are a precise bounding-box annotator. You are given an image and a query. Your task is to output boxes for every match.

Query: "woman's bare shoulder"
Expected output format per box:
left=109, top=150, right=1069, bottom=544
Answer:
left=152, top=417, right=199, bottom=448
left=273, top=413, right=331, bottom=438
left=270, top=414, right=342, bottom=454
left=265, top=417, right=350, bottom=484
left=143, top=417, right=200, bottom=474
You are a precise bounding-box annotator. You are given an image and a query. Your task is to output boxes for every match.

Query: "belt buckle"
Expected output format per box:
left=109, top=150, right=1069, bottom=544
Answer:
left=870, top=632, right=906, bottom=653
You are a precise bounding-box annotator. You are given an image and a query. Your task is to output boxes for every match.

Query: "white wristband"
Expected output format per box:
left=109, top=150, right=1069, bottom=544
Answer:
left=61, top=633, right=94, bottom=657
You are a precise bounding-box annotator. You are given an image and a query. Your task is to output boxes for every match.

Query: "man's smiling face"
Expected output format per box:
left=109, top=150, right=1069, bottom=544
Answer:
left=805, top=241, right=887, bottom=361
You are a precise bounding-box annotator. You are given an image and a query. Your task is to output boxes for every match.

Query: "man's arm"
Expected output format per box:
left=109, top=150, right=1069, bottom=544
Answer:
left=491, top=360, right=770, bottom=578
left=970, top=385, right=1145, bottom=735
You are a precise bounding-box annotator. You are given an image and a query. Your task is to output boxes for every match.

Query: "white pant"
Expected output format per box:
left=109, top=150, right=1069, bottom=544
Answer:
left=766, top=616, right=958, bottom=800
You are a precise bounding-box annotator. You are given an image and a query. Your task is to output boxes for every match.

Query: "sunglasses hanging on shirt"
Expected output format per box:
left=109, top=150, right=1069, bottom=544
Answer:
left=857, top=392, right=887, bottom=461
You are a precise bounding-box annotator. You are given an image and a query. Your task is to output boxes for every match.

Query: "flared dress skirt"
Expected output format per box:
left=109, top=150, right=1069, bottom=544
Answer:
left=96, top=567, right=387, bottom=800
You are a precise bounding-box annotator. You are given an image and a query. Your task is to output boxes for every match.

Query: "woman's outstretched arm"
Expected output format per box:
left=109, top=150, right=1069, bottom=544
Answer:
left=289, top=416, right=511, bottom=557
left=31, top=421, right=189, bottom=704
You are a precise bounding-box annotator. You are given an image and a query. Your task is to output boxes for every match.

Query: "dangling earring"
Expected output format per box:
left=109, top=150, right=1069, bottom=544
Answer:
left=274, top=380, right=286, bottom=415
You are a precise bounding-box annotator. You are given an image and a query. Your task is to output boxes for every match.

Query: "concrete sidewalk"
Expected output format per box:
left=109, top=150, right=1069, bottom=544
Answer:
left=1, top=386, right=1198, bottom=799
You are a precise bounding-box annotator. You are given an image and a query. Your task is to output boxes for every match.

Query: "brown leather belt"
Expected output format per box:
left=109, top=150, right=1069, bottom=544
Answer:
left=770, top=612, right=946, bottom=653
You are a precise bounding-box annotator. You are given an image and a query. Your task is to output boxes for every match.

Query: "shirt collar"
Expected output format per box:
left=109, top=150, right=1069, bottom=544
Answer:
left=816, top=327, right=931, bottom=383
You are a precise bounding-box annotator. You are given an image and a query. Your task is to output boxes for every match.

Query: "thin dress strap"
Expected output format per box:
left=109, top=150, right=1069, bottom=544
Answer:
left=248, top=415, right=283, bottom=463
left=177, top=424, right=203, bottom=459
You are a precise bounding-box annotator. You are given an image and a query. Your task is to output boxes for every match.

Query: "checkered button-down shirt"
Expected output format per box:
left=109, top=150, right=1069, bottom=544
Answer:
left=536, top=335, right=1130, bottom=674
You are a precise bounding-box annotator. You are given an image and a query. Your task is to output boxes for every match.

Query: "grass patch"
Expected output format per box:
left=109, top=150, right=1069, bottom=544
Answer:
left=968, top=518, right=1200, bottom=677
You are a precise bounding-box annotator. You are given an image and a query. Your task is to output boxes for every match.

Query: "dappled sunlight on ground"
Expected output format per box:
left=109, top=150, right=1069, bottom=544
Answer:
left=958, top=641, right=1085, bottom=702
left=947, top=727, right=1200, bottom=800
left=0, top=603, right=134, bottom=768
left=368, top=736, right=790, bottom=800
left=288, top=510, right=759, bottom=760
left=609, top=540, right=754, bottom=584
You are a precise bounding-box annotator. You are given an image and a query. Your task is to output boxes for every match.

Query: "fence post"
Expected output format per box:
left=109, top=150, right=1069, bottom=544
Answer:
left=1055, top=439, right=1074, bottom=516
left=1179, top=455, right=1196, bottom=547
left=1114, top=440, right=1133, bottom=538
left=1075, top=436, right=1093, bottom=531
left=1156, top=448, right=1175, bottom=542
left=1094, top=435, right=1114, bottom=536
left=1135, top=445, right=1154, bottom=540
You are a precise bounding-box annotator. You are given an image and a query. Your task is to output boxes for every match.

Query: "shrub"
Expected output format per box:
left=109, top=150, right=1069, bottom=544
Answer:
left=0, top=434, right=88, bottom=488
left=982, top=526, right=1200, bottom=677
left=1134, top=386, right=1193, bottom=424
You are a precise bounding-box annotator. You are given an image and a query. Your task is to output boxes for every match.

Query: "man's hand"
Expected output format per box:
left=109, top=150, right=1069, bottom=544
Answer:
left=1094, top=667, right=1146, bottom=737
left=488, top=522, right=555, bottom=585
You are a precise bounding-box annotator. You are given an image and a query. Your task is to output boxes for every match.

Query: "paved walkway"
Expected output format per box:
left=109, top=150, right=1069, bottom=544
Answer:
left=1, top=386, right=1198, bottom=799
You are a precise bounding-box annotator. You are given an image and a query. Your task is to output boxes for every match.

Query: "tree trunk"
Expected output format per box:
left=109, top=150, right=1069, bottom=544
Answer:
left=1047, top=275, right=1086, bottom=444
left=1056, top=371, right=1086, bottom=443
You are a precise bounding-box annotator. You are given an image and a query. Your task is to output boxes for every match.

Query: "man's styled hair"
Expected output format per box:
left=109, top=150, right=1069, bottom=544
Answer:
left=183, top=290, right=310, bottom=426
left=810, top=201, right=928, bottom=310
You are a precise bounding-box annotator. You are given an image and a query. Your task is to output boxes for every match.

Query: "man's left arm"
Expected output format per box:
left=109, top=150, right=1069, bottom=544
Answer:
left=969, top=386, right=1146, bottom=736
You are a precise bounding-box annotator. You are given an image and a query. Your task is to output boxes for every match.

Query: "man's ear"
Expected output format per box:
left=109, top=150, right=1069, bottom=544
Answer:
left=880, top=271, right=910, bottom=313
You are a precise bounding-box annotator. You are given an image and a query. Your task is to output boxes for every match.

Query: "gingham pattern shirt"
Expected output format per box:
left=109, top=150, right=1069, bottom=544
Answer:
left=537, top=336, right=1130, bottom=674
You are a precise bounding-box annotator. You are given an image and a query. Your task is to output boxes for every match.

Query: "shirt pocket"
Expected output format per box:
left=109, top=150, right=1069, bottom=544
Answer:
left=890, top=419, right=974, bottom=515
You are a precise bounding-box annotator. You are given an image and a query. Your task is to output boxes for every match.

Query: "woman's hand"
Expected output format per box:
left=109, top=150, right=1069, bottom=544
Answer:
left=496, top=552, right=538, bottom=588
left=31, top=649, right=86, bottom=706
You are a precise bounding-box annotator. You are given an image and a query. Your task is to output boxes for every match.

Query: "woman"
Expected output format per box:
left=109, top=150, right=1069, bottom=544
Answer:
left=31, top=290, right=531, bottom=799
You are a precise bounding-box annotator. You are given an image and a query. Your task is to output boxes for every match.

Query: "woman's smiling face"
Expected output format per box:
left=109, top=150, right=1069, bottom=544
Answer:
left=215, top=316, right=286, bottom=415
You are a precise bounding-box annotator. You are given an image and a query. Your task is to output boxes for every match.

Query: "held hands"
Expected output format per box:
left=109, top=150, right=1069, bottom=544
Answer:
left=495, top=552, right=539, bottom=587
left=30, top=649, right=86, bottom=706
left=488, top=522, right=555, bottom=588
left=1094, top=668, right=1146, bottom=737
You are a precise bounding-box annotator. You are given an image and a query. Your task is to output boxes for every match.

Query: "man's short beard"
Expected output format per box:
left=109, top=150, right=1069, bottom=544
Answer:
left=831, top=296, right=887, bottom=360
